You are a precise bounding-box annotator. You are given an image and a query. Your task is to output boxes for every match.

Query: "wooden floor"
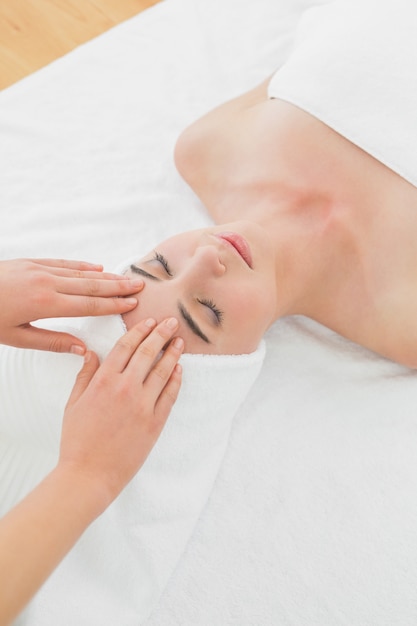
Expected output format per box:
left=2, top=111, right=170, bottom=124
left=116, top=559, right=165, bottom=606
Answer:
left=0, top=0, right=160, bottom=90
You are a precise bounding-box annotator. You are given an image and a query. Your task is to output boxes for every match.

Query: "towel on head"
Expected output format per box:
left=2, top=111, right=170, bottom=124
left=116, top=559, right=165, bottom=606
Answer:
left=0, top=309, right=265, bottom=625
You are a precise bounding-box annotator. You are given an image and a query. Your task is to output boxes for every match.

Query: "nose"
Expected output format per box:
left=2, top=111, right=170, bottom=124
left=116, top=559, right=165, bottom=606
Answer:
left=186, top=244, right=226, bottom=279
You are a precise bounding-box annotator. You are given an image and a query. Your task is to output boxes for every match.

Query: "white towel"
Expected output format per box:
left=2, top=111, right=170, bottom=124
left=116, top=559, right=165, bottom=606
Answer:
left=0, top=313, right=265, bottom=625
left=268, top=0, right=417, bottom=187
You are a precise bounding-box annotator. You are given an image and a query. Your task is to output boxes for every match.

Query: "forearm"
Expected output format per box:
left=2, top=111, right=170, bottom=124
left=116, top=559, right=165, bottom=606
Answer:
left=0, top=318, right=182, bottom=625
left=0, top=465, right=107, bottom=626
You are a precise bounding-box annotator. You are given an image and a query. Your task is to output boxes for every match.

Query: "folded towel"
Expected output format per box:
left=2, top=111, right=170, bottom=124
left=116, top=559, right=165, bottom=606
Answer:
left=0, top=312, right=265, bottom=625
left=268, top=0, right=417, bottom=187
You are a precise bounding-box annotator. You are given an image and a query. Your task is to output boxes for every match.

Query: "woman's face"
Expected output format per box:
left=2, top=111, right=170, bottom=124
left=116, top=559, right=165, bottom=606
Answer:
left=123, top=221, right=278, bottom=354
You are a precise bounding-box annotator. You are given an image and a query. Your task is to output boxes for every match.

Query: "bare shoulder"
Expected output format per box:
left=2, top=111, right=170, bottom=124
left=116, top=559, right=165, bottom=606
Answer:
left=173, top=78, right=274, bottom=217
left=174, top=81, right=361, bottom=222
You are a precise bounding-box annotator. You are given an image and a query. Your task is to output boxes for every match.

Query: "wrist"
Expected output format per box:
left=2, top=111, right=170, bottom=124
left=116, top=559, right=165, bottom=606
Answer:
left=51, top=463, right=114, bottom=522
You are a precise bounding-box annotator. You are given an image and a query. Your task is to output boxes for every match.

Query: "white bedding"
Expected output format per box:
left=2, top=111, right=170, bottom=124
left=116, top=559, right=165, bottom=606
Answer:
left=0, top=314, right=265, bottom=626
left=2, top=0, right=417, bottom=624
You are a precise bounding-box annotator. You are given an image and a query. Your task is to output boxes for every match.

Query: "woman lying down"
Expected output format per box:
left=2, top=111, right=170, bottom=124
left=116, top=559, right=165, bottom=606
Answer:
left=3, top=0, right=417, bottom=622
left=131, top=0, right=417, bottom=369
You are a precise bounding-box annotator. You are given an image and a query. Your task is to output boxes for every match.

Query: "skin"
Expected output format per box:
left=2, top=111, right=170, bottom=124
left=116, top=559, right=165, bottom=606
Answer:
left=0, top=258, right=144, bottom=354
left=0, top=260, right=183, bottom=625
left=122, top=222, right=278, bottom=355
left=172, top=77, right=417, bottom=368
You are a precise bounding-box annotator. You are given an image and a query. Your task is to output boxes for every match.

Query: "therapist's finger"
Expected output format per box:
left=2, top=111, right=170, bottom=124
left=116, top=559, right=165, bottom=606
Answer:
left=126, top=318, right=180, bottom=378
left=32, top=258, right=105, bottom=272
left=13, top=325, right=87, bottom=354
left=143, top=335, right=184, bottom=393
left=55, top=276, right=144, bottom=298
left=101, top=319, right=158, bottom=373
left=103, top=318, right=179, bottom=375
left=42, top=268, right=131, bottom=280
left=65, top=351, right=101, bottom=408
left=153, top=363, right=182, bottom=426
left=49, top=293, right=140, bottom=318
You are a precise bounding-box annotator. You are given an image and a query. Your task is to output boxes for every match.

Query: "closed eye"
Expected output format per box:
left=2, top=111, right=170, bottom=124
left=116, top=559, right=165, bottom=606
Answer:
left=197, top=298, right=224, bottom=326
left=152, top=251, right=173, bottom=276
left=151, top=252, right=223, bottom=325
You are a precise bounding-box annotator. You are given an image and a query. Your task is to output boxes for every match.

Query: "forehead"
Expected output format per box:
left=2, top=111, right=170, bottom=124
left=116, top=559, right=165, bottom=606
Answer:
left=124, top=265, right=220, bottom=353
left=156, top=229, right=203, bottom=249
left=133, top=230, right=201, bottom=265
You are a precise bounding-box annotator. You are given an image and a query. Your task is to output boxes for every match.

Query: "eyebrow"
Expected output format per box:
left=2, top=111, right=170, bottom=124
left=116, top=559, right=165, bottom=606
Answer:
left=130, top=264, right=211, bottom=344
left=130, top=264, right=161, bottom=281
left=177, top=301, right=211, bottom=344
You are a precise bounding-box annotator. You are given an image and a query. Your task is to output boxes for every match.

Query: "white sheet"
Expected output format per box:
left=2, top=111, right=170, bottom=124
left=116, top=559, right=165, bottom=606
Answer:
left=2, top=0, right=417, bottom=624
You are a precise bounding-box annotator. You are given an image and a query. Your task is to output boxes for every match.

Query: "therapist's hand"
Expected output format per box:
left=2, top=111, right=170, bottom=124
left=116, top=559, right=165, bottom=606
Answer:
left=0, top=318, right=182, bottom=626
left=0, top=258, right=143, bottom=353
left=60, top=317, right=183, bottom=510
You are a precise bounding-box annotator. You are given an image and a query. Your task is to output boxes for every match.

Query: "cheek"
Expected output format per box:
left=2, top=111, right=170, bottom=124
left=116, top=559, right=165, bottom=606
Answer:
left=227, top=282, right=274, bottom=325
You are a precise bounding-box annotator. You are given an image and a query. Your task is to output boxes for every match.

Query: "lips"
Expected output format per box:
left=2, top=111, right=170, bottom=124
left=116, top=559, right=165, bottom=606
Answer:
left=215, top=232, right=253, bottom=268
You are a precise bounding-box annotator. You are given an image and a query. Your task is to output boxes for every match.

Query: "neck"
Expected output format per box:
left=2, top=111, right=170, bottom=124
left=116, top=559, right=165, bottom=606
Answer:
left=252, top=193, right=356, bottom=322
left=208, top=174, right=370, bottom=335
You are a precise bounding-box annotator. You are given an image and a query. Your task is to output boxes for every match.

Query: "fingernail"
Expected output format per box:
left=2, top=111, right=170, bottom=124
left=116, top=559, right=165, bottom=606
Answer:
left=145, top=318, right=156, bottom=328
left=84, top=351, right=92, bottom=363
left=70, top=344, right=85, bottom=356
left=130, top=279, right=144, bottom=288
left=125, top=298, right=138, bottom=306
left=166, top=317, right=178, bottom=329
left=173, top=337, right=184, bottom=350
